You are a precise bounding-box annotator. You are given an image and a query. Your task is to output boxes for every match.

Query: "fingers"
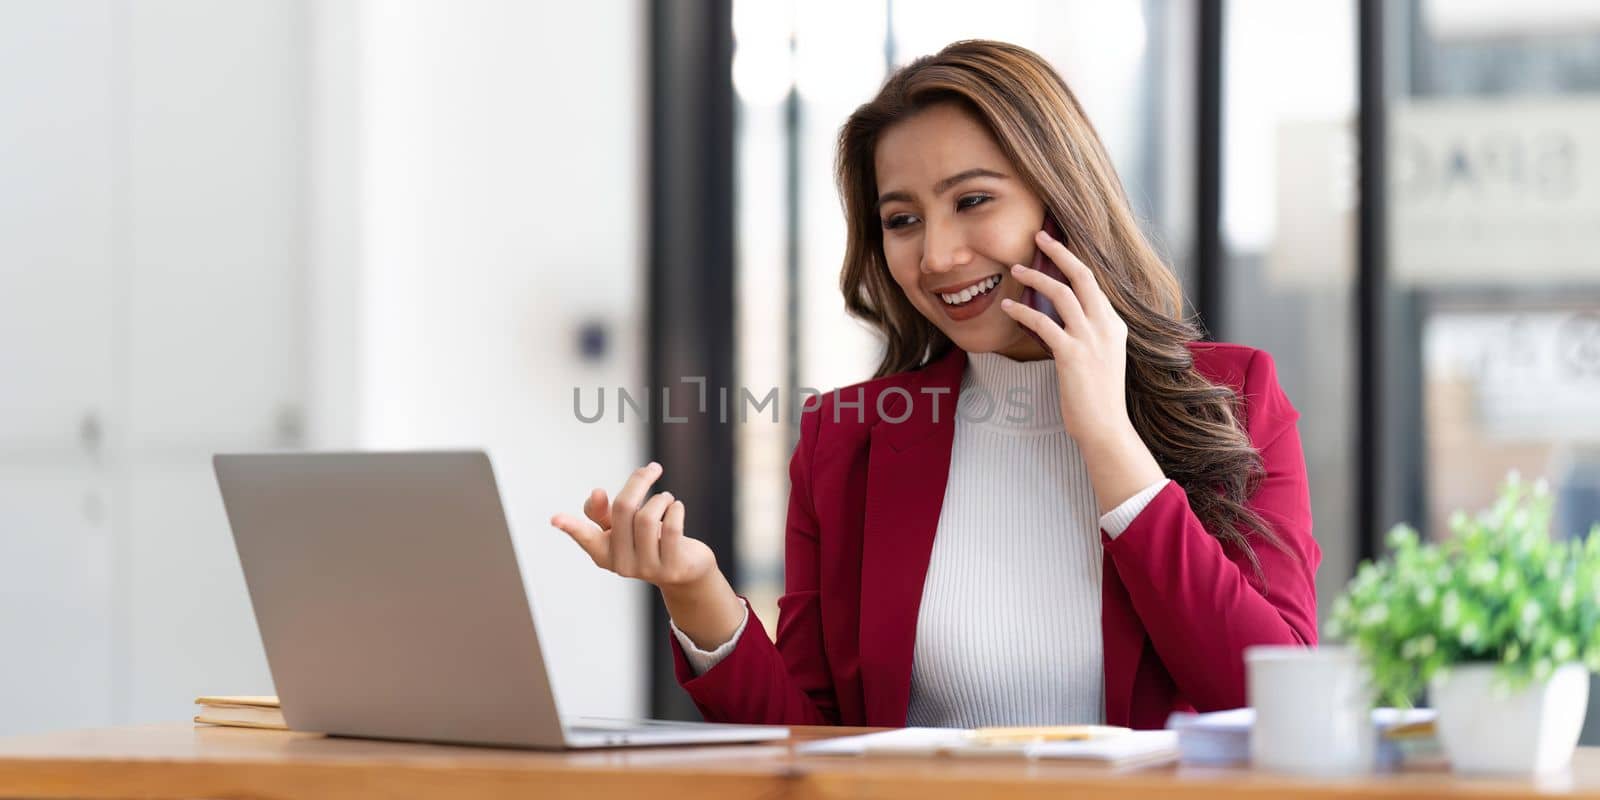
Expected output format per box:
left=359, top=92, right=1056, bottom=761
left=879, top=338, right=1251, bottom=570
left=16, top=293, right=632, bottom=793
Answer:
left=1000, top=296, right=1072, bottom=355
left=1011, top=261, right=1089, bottom=335
left=552, top=463, right=685, bottom=583
left=583, top=488, right=612, bottom=530
left=609, top=462, right=663, bottom=577
left=631, top=490, right=675, bottom=577
left=1034, top=229, right=1112, bottom=320
left=660, top=499, right=686, bottom=577
left=549, top=512, right=610, bottom=569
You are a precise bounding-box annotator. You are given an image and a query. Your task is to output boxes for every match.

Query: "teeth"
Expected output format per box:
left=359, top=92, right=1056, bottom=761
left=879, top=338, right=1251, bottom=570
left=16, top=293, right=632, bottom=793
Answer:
left=940, top=275, right=1000, bottom=306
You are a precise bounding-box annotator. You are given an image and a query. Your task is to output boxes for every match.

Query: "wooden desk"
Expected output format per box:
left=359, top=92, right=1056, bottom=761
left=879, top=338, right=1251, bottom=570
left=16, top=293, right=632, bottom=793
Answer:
left=0, top=722, right=1597, bottom=799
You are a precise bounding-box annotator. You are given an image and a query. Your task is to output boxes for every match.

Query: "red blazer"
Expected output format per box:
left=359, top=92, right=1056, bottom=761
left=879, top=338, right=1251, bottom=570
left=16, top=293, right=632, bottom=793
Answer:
left=671, top=342, right=1320, bottom=729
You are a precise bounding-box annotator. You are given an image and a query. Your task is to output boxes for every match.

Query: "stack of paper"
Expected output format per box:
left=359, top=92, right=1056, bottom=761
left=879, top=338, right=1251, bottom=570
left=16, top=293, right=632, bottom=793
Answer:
left=1165, top=708, right=1253, bottom=765
left=1165, top=707, right=1439, bottom=768
left=797, top=726, right=1179, bottom=767
left=1026, top=732, right=1180, bottom=767
left=1371, top=707, right=1443, bottom=769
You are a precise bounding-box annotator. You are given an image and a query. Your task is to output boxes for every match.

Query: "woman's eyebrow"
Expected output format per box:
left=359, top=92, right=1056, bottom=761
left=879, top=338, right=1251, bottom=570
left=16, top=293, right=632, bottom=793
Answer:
left=876, top=167, right=1009, bottom=209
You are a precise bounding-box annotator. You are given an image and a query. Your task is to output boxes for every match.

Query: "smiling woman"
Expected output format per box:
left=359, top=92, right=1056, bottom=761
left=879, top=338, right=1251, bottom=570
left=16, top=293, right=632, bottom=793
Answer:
left=552, top=39, right=1321, bottom=731
left=871, top=114, right=1048, bottom=348
left=836, top=41, right=1293, bottom=573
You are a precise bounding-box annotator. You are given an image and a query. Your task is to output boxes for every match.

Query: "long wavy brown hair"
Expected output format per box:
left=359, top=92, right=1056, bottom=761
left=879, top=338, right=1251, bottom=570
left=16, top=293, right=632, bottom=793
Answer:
left=836, top=39, right=1285, bottom=575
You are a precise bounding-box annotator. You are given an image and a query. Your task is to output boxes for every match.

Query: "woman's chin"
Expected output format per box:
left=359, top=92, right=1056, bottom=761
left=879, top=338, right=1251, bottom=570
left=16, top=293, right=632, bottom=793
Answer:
left=945, top=321, right=1033, bottom=357
left=985, top=332, right=1055, bottom=362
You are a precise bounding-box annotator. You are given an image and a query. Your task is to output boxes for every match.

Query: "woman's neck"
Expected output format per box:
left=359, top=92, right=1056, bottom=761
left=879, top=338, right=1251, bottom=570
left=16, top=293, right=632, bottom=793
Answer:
left=990, top=332, right=1053, bottom=362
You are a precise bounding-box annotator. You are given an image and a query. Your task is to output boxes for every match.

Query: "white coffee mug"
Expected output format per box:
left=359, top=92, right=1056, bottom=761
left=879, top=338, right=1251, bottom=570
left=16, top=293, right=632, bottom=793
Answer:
left=1245, top=644, right=1374, bottom=775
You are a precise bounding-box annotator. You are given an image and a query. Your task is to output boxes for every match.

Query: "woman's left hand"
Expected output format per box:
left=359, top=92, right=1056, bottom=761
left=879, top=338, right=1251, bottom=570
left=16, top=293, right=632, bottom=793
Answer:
left=1000, top=230, right=1133, bottom=447
left=1000, top=229, right=1165, bottom=514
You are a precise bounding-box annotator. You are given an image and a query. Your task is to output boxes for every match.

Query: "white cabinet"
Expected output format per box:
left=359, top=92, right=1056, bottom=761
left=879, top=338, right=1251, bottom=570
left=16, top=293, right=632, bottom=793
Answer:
left=124, top=0, right=307, bottom=452
left=0, top=0, right=122, bottom=736
left=118, top=0, right=302, bottom=723
left=0, top=0, right=304, bottom=734
left=0, top=465, right=116, bottom=732
left=0, top=0, right=119, bottom=453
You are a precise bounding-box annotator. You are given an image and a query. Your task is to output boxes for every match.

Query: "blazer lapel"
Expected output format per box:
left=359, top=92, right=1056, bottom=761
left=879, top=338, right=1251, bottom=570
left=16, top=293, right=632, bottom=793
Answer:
left=858, top=346, right=965, bottom=726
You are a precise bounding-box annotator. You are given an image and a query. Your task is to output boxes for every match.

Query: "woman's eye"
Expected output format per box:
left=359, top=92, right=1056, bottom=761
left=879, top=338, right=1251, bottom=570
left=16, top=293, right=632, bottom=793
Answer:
left=881, top=198, right=985, bottom=229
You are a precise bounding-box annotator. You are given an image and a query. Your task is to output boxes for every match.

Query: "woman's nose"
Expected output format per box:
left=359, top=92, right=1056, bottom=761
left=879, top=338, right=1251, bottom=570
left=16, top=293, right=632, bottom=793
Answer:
left=920, top=221, right=971, bottom=274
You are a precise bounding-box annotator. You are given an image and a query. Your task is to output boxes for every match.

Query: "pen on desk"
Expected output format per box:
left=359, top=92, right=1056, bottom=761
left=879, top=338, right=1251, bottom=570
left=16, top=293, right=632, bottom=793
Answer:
left=968, top=725, right=1132, bottom=744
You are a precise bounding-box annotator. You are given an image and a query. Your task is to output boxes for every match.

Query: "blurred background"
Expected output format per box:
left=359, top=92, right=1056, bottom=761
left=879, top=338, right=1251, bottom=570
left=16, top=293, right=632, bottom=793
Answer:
left=1, top=0, right=1598, bottom=737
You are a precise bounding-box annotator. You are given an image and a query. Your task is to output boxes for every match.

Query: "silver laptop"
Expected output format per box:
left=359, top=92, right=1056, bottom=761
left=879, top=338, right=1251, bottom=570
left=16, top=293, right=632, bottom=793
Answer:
left=212, top=450, right=789, bottom=749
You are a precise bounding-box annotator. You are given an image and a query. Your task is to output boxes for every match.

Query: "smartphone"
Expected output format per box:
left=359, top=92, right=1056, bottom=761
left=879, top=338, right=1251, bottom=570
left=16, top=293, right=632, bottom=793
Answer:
left=1019, top=213, right=1068, bottom=350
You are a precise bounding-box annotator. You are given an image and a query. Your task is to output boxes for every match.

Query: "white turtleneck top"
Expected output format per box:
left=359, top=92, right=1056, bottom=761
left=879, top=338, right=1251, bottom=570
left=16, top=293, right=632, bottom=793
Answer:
left=671, top=351, right=1168, bottom=727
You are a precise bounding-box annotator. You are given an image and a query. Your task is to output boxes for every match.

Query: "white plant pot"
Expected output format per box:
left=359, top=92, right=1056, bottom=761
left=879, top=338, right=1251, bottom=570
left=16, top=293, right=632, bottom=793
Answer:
left=1430, top=662, right=1589, bottom=775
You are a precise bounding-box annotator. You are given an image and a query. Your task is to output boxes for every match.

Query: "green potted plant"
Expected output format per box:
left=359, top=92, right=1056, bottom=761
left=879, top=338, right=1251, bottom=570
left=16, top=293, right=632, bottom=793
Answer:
left=1327, top=473, right=1600, bottom=775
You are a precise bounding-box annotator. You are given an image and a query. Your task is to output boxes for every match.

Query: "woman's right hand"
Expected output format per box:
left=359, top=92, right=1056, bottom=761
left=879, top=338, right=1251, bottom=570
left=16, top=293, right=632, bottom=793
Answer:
left=549, top=461, right=718, bottom=591
left=551, top=462, right=747, bottom=652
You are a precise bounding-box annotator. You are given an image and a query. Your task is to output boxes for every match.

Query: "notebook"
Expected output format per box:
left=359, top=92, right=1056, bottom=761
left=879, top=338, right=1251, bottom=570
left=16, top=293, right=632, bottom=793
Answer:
left=194, top=695, right=288, bottom=731
left=797, top=726, right=1179, bottom=766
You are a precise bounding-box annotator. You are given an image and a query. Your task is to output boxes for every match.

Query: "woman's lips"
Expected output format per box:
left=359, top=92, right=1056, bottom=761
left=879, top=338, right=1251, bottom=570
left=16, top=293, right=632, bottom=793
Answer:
left=933, top=275, right=1004, bottom=322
